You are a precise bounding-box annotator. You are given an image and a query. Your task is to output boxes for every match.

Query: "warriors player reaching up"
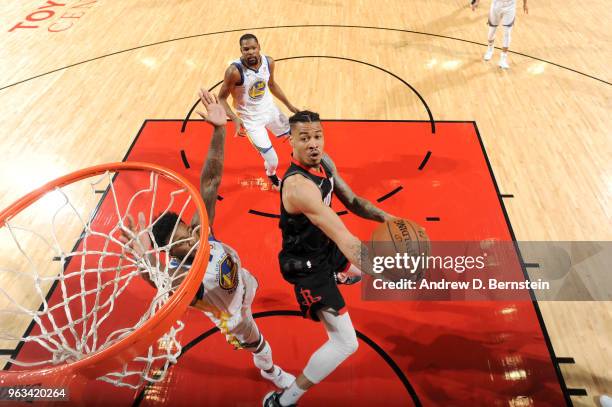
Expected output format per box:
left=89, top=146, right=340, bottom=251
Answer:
left=472, top=0, right=528, bottom=69
left=219, top=33, right=299, bottom=190
left=121, top=89, right=294, bottom=390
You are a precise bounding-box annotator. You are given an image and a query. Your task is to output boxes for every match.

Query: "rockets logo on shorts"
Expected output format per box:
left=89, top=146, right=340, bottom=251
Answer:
left=218, top=254, right=239, bottom=291
left=248, top=80, right=266, bottom=100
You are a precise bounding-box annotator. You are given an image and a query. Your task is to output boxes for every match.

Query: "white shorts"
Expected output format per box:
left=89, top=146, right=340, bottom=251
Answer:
left=488, top=2, right=516, bottom=27
left=239, top=104, right=290, bottom=151
left=204, top=269, right=261, bottom=349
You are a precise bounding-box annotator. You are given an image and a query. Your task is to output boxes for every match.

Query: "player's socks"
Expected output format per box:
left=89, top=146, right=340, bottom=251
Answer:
left=279, top=381, right=306, bottom=406
left=499, top=52, right=509, bottom=69
left=253, top=339, right=273, bottom=370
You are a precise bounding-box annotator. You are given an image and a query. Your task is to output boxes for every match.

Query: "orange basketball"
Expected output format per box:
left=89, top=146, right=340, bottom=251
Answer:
left=369, top=218, right=430, bottom=282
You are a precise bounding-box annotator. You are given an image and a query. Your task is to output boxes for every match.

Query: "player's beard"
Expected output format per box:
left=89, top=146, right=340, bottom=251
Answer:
left=246, top=56, right=259, bottom=67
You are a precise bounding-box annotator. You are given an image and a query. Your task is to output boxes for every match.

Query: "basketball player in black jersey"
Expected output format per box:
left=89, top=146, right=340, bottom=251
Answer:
left=263, top=111, right=394, bottom=406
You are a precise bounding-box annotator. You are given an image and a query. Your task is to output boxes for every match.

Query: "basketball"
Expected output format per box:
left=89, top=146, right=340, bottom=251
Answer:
left=369, top=218, right=431, bottom=282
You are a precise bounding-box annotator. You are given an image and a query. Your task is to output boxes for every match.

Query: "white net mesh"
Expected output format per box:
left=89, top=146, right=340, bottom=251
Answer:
left=0, top=166, right=205, bottom=389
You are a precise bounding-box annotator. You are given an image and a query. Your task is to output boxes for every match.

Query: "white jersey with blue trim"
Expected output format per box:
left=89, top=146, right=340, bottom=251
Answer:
left=169, top=237, right=247, bottom=318
left=230, top=54, right=275, bottom=118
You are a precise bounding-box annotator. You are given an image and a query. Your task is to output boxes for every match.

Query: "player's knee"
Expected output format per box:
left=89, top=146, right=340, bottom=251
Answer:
left=335, top=330, right=358, bottom=356
left=344, top=336, right=359, bottom=355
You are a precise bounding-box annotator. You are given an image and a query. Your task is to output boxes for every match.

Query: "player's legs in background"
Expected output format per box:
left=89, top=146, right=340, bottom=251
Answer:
left=264, top=105, right=291, bottom=190
left=499, top=5, right=516, bottom=68
left=485, top=3, right=501, bottom=60
left=242, top=120, right=281, bottom=189
left=265, top=105, right=290, bottom=140
left=239, top=269, right=295, bottom=388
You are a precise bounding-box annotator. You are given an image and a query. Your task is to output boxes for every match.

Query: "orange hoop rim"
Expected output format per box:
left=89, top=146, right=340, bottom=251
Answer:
left=0, top=161, right=210, bottom=385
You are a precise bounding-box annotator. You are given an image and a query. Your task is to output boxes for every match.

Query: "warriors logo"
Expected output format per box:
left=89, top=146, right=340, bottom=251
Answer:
left=248, top=80, right=266, bottom=100
left=218, top=255, right=239, bottom=291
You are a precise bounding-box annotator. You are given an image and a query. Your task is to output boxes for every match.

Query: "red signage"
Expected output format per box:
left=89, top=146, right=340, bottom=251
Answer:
left=8, top=0, right=99, bottom=33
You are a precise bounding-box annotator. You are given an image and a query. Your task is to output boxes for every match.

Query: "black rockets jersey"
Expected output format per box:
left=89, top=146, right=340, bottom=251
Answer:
left=278, top=159, right=339, bottom=281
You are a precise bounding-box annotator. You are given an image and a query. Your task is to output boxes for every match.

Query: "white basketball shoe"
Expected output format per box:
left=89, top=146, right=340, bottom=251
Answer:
left=484, top=45, right=494, bottom=61
left=261, top=365, right=296, bottom=389
left=499, top=52, right=510, bottom=69
left=600, top=395, right=612, bottom=407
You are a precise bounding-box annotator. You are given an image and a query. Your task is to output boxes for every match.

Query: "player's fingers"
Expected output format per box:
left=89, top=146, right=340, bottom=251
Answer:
left=125, top=214, right=134, bottom=230
left=137, top=212, right=146, bottom=229
left=196, top=110, right=207, bottom=119
left=202, top=89, right=214, bottom=105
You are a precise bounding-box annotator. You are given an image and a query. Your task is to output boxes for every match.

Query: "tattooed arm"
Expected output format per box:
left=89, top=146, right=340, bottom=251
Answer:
left=190, top=89, right=227, bottom=229
left=282, top=174, right=375, bottom=275
left=321, top=154, right=393, bottom=223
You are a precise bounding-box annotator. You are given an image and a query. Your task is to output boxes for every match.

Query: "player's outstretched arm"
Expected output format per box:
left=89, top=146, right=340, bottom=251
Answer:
left=192, top=89, right=227, bottom=228
left=321, top=154, right=393, bottom=223
left=267, top=58, right=299, bottom=113
left=283, top=175, right=374, bottom=275
left=218, top=65, right=246, bottom=135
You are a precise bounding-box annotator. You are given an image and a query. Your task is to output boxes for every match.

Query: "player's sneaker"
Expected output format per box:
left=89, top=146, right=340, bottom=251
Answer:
left=600, top=395, right=612, bottom=407
left=499, top=53, right=510, bottom=69
left=261, top=366, right=295, bottom=389
left=335, top=272, right=362, bottom=285
left=263, top=391, right=297, bottom=407
left=483, top=45, right=494, bottom=61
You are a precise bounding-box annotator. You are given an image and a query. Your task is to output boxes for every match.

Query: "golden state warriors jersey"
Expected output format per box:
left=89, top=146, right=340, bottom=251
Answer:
left=230, top=54, right=275, bottom=117
left=169, top=237, right=248, bottom=318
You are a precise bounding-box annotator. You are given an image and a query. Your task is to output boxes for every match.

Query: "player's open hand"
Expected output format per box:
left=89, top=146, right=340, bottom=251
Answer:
left=197, top=88, right=227, bottom=127
left=119, top=212, right=151, bottom=257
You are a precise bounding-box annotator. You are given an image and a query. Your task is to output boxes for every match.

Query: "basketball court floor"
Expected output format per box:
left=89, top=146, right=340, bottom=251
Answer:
left=0, top=1, right=610, bottom=406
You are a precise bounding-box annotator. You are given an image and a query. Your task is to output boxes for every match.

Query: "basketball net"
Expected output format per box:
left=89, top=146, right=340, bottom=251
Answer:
left=0, top=162, right=209, bottom=391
